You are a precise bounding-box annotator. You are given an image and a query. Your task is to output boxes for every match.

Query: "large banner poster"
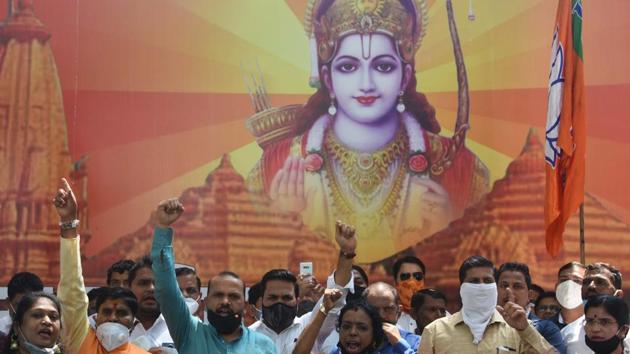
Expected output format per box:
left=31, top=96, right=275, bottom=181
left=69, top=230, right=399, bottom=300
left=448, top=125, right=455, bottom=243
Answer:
left=1, top=0, right=629, bottom=299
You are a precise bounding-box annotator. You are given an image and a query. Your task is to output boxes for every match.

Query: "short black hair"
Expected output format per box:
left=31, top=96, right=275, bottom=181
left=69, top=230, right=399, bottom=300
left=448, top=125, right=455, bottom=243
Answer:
left=96, top=287, right=139, bottom=316
left=557, top=261, right=585, bottom=277
left=458, top=256, right=495, bottom=284
left=260, top=269, right=299, bottom=298
left=7, top=272, right=44, bottom=301
left=411, top=288, right=447, bottom=311
left=352, top=265, right=369, bottom=286
left=248, top=282, right=263, bottom=305
left=128, top=255, right=153, bottom=285
left=497, top=262, right=532, bottom=289
left=392, top=256, right=426, bottom=282
left=585, top=294, right=629, bottom=327
left=337, top=300, right=385, bottom=350
left=534, top=291, right=557, bottom=309
left=208, top=271, right=245, bottom=296
left=586, top=262, right=623, bottom=289
left=87, top=287, right=107, bottom=302
left=106, top=259, right=135, bottom=285
left=176, top=267, right=201, bottom=290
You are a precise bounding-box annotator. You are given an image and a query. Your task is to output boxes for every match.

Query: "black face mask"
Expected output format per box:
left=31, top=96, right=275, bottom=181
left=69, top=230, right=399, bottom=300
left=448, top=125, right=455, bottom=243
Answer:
left=206, top=309, right=242, bottom=334
left=585, top=334, right=622, bottom=354
left=347, top=286, right=366, bottom=303
left=262, top=303, right=297, bottom=333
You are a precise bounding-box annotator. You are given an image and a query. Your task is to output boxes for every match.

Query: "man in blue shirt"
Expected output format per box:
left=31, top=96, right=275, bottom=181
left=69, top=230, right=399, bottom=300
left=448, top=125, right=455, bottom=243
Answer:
left=150, top=198, right=277, bottom=354
left=497, top=262, right=566, bottom=354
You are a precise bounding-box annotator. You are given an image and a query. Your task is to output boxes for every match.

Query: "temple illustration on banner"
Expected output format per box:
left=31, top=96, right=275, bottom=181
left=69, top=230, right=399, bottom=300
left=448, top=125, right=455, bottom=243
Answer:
left=0, top=0, right=90, bottom=284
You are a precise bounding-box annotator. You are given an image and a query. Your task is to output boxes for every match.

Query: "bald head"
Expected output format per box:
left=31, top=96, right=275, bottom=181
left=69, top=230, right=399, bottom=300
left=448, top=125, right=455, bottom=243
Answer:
left=206, top=271, right=246, bottom=316
left=363, top=282, right=401, bottom=324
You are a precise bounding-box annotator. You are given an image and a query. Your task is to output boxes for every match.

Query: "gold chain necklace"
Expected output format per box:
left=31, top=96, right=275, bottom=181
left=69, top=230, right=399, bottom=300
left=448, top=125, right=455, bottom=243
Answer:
left=324, top=127, right=408, bottom=218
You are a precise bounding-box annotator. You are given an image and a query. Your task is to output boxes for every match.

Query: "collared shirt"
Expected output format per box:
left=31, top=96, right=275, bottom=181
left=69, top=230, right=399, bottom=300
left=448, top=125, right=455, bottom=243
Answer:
left=130, top=314, right=175, bottom=349
left=248, top=270, right=353, bottom=354
left=58, top=236, right=150, bottom=354
left=419, top=310, right=553, bottom=354
left=398, top=312, right=418, bottom=334
left=152, top=228, right=277, bottom=354
left=561, top=314, right=630, bottom=354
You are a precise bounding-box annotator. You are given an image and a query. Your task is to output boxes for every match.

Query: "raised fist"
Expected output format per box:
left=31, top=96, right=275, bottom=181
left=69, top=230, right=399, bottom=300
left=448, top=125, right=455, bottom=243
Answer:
left=155, top=198, right=184, bottom=229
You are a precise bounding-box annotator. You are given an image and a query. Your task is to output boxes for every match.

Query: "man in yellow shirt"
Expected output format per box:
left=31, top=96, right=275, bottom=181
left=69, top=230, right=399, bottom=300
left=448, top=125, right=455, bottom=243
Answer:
left=54, top=178, right=149, bottom=354
left=419, top=256, right=553, bottom=354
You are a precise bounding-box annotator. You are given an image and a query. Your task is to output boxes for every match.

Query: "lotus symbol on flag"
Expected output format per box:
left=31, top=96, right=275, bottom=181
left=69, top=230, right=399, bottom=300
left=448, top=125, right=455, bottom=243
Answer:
left=545, top=26, right=564, bottom=168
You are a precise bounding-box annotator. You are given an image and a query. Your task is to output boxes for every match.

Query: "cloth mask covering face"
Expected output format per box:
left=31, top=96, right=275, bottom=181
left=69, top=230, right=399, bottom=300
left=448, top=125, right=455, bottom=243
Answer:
left=396, top=279, right=425, bottom=313
left=95, top=322, right=130, bottom=351
left=18, top=327, right=60, bottom=354
left=460, top=283, right=498, bottom=344
left=206, top=309, right=242, bottom=334
left=585, top=330, right=623, bottom=354
left=555, top=280, right=583, bottom=310
left=262, top=303, right=297, bottom=333
left=184, top=297, right=200, bottom=314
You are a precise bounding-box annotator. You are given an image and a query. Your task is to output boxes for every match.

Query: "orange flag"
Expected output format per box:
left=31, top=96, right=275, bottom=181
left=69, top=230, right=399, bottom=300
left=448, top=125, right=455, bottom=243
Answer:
left=544, top=0, right=586, bottom=256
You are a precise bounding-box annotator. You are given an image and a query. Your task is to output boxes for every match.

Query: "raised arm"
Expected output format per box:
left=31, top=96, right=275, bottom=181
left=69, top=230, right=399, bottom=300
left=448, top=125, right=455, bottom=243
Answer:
left=150, top=198, right=195, bottom=350
left=53, top=178, right=89, bottom=354
left=333, top=221, right=356, bottom=287
left=292, top=289, right=342, bottom=354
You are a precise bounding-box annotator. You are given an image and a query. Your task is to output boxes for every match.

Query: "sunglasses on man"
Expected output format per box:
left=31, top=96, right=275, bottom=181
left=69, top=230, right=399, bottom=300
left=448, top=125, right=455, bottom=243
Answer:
left=400, top=272, right=424, bottom=281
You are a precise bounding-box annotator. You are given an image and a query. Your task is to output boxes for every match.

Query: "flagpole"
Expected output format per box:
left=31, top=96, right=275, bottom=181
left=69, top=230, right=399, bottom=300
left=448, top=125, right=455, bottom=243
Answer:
left=579, top=203, right=585, bottom=264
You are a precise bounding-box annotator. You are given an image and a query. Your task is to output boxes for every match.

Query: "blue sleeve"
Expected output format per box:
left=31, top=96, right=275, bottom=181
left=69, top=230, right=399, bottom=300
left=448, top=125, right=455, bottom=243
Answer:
left=393, top=337, right=416, bottom=354
left=540, top=320, right=567, bottom=354
left=151, top=227, right=196, bottom=350
left=395, top=330, right=419, bottom=354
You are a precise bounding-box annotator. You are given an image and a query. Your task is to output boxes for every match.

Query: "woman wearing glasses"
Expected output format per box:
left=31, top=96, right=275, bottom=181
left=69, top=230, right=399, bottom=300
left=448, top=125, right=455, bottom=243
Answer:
left=583, top=295, right=629, bottom=354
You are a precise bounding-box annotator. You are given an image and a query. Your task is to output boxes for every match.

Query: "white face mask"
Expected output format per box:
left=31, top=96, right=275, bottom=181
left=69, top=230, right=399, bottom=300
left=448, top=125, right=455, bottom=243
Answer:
left=185, top=296, right=200, bottom=314
left=555, top=280, right=582, bottom=310
left=460, top=283, right=498, bottom=344
left=96, top=322, right=130, bottom=351
left=18, top=327, right=59, bottom=354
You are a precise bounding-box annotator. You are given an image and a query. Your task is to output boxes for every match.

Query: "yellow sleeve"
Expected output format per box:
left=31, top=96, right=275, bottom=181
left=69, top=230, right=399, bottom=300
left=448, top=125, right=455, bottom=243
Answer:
left=418, top=323, right=435, bottom=354
left=518, top=324, right=554, bottom=354
left=57, top=236, right=89, bottom=354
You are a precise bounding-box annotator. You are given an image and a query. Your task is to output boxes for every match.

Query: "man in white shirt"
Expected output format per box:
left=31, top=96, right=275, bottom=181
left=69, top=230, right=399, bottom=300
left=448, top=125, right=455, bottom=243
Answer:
left=249, top=221, right=356, bottom=354
left=128, top=255, right=177, bottom=352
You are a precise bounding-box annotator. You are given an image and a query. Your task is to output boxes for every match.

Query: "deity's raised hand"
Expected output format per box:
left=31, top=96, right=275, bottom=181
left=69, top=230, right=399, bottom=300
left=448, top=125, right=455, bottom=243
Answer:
left=269, top=155, right=306, bottom=213
left=411, top=177, right=453, bottom=231
left=52, top=178, right=77, bottom=222
left=155, top=198, right=184, bottom=229
left=335, top=220, right=357, bottom=254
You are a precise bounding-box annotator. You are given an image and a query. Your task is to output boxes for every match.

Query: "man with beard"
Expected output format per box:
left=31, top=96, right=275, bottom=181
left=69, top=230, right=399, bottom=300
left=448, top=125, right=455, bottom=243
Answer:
left=150, top=198, right=276, bottom=353
left=249, top=221, right=357, bottom=354
left=128, top=255, right=176, bottom=352
left=562, top=262, right=628, bottom=354
left=410, top=288, right=447, bottom=341
left=419, top=256, right=552, bottom=353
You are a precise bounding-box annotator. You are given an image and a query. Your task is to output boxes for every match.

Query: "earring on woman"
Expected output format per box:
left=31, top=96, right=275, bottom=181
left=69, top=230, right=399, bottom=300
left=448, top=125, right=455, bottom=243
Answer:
left=396, top=90, right=406, bottom=113
left=328, top=94, right=337, bottom=116
left=9, top=332, right=18, bottom=350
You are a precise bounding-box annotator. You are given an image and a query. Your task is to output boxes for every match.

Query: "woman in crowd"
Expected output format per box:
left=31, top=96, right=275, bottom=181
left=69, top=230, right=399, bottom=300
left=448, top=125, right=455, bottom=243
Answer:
left=2, top=292, right=62, bottom=354
left=583, top=295, right=629, bottom=354
left=293, top=298, right=386, bottom=354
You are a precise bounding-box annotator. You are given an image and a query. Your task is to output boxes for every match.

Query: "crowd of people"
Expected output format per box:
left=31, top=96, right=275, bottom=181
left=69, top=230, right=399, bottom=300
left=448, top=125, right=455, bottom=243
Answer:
left=0, top=179, right=627, bottom=354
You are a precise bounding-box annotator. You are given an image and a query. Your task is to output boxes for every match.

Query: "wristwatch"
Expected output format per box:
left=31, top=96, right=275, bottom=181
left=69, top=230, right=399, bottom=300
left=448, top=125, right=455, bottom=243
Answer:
left=59, top=219, right=80, bottom=231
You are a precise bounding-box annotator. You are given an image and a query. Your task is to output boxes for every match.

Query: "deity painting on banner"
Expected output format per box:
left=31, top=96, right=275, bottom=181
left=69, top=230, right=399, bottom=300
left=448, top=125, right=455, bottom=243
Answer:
left=246, top=0, right=489, bottom=263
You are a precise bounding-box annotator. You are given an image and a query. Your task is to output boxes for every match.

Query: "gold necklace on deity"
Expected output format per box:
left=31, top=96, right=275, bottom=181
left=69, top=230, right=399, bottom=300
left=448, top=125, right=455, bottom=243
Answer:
left=324, top=126, right=408, bottom=218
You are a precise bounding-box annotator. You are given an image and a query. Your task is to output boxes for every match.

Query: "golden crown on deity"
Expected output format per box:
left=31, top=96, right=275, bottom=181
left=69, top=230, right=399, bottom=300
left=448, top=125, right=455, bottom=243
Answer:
left=304, top=0, right=429, bottom=65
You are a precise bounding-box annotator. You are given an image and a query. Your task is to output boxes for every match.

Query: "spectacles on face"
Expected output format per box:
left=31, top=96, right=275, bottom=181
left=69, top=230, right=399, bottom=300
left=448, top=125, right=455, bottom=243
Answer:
left=584, top=318, right=618, bottom=328
left=399, top=272, right=424, bottom=281
left=536, top=305, right=560, bottom=313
